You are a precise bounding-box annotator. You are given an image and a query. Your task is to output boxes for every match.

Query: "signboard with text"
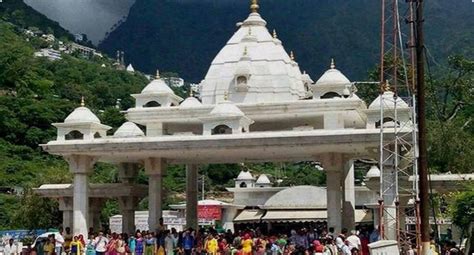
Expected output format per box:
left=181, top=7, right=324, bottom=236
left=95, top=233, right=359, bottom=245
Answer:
left=198, top=205, right=222, bottom=220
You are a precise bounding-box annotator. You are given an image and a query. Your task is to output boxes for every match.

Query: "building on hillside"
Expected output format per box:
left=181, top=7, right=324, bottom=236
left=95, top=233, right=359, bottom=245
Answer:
left=126, top=64, right=135, bottom=73
left=34, top=48, right=62, bottom=61
left=68, top=43, right=102, bottom=58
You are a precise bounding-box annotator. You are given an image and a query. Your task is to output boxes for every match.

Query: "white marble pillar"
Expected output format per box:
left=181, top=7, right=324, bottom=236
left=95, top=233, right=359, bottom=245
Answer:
left=186, top=164, right=198, bottom=230
left=327, top=170, right=342, bottom=233
left=322, top=153, right=343, bottom=234
left=144, top=158, right=166, bottom=232
left=381, top=150, right=397, bottom=240
left=58, top=197, right=73, bottom=230
left=342, top=160, right=356, bottom=231
left=67, top=155, right=95, bottom=236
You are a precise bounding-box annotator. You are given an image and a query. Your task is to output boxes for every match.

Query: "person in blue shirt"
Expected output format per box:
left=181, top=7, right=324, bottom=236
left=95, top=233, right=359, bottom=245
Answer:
left=182, top=228, right=195, bottom=255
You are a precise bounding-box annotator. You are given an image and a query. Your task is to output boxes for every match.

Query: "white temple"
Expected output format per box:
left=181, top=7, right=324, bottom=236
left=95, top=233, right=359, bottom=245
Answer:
left=41, top=0, right=416, bottom=240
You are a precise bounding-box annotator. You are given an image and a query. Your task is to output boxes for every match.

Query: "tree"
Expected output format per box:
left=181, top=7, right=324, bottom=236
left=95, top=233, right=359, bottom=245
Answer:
left=13, top=189, right=61, bottom=230
left=426, top=56, right=474, bottom=173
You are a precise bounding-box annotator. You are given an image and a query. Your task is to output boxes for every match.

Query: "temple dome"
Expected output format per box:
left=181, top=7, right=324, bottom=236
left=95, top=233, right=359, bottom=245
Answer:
left=141, top=78, right=174, bottom=94
left=200, top=7, right=307, bottom=104
left=315, top=68, right=350, bottom=87
left=256, top=174, right=271, bottom=184
left=114, top=122, right=144, bottom=137
left=236, top=170, right=254, bottom=180
left=180, top=97, right=202, bottom=108
left=210, top=100, right=245, bottom=117
left=264, top=185, right=326, bottom=209
left=64, top=106, right=100, bottom=124
left=368, top=91, right=409, bottom=110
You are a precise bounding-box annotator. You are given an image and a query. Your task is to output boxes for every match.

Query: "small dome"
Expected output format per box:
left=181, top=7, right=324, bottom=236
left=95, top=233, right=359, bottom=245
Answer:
left=64, top=106, right=100, bottom=124
left=368, top=91, right=409, bottom=110
left=256, top=174, right=271, bottom=184
left=264, top=186, right=326, bottom=209
left=315, top=68, right=350, bottom=87
left=236, top=170, right=254, bottom=180
left=210, top=100, right=245, bottom=117
left=366, top=165, right=381, bottom=179
left=180, top=97, right=202, bottom=108
left=126, top=64, right=135, bottom=72
left=141, top=78, right=174, bottom=94
left=114, top=122, right=144, bottom=138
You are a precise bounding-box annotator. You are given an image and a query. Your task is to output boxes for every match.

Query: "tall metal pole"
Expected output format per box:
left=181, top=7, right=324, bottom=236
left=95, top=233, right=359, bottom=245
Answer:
left=415, top=1, right=430, bottom=254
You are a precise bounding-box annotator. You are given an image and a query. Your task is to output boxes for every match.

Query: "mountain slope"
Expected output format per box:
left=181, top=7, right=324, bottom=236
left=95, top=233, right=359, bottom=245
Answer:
left=0, top=0, right=73, bottom=40
left=99, top=0, right=474, bottom=82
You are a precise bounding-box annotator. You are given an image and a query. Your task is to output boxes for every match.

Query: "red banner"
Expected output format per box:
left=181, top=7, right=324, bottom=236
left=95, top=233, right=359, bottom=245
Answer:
left=198, top=205, right=222, bottom=220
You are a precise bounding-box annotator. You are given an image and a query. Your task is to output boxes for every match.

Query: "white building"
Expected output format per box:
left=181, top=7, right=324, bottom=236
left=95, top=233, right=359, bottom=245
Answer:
left=39, top=0, right=417, bottom=241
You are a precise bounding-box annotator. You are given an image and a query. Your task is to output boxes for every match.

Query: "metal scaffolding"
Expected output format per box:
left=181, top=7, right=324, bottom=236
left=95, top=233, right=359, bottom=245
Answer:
left=378, top=0, right=420, bottom=253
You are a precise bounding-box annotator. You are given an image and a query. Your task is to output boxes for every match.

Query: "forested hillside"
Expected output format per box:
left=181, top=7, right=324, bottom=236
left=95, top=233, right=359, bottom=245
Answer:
left=99, top=0, right=474, bottom=82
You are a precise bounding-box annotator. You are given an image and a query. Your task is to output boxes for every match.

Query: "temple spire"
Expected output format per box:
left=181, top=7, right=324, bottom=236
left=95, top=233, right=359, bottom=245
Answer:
left=250, top=0, right=259, bottom=13
left=290, top=51, right=295, bottom=61
left=272, top=29, right=277, bottom=39
left=80, top=96, right=85, bottom=107
left=155, top=70, right=160, bottom=79
left=330, top=58, right=336, bottom=69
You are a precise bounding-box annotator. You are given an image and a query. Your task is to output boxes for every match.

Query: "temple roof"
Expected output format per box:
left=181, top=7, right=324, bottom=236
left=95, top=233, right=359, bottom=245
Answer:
left=114, top=122, right=145, bottom=138
left=200, top=2, right=307, bottom=104
left=64, top=106, right=100, bottom=124
left=141, top=73, right=174, bottom=94
left=368, top=91, right=409, bottom=110
left=315, top=60, right=351, bottom=87
left=180, top=97, right=202, bottom=108
left=263, top=185, right=326, bottom=209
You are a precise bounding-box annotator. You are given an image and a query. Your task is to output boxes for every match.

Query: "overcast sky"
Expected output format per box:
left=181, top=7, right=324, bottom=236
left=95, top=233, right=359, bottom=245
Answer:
left=24, top=0, right=135, bottom=44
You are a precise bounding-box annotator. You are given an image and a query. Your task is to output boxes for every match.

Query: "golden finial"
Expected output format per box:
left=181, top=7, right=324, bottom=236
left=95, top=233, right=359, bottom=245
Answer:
left=243, top=46, right=248, bottom=56
left=155, top=69, right=160, bottom=79
left=224, top=91, right=229, bottom=101
left=272, top=29, right=277, bottom=39
left=250, top=0, right=259, bottom=13
left=290, top=51, right=295, bottom=61
left=80, top=96, right=85, bottom=107
left=383, top=80, right=391, bottom=92
left=330, top=58, right=336, bottom=69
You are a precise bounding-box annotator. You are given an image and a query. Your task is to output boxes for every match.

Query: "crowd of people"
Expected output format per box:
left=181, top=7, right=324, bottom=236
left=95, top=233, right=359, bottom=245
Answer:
left=18, top=225, right=463, bottom=255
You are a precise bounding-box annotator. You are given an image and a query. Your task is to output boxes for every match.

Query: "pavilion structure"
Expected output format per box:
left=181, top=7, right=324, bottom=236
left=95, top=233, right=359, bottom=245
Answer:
left=41, top=0, right=412, bottom=239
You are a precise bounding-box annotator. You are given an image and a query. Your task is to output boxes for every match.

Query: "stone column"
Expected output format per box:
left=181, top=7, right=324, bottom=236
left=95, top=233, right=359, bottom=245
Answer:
left=118, top=163, right=140, bottom=184
left=58, top=197, right=73, bottom=230
left=146, top=122, right=164, bottom=137
left=88, top=198, right=104, bottom=232
left=342, top=160, right=356, bottom=231
left=66, top=155, right=95, bottom=236
left=381, top=150, right=397, bottom=240
left=186, top=164, right=199, bottom=230
left=118, top=197, right=139, bottom=234
left=144, top=158, right=166, bottom=231
left=322, top=153, right=343, bottom=234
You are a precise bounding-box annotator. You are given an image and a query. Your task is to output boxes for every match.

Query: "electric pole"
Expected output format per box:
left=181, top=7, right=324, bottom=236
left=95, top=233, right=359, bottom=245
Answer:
left=414, top=0, right=430, bottom=254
